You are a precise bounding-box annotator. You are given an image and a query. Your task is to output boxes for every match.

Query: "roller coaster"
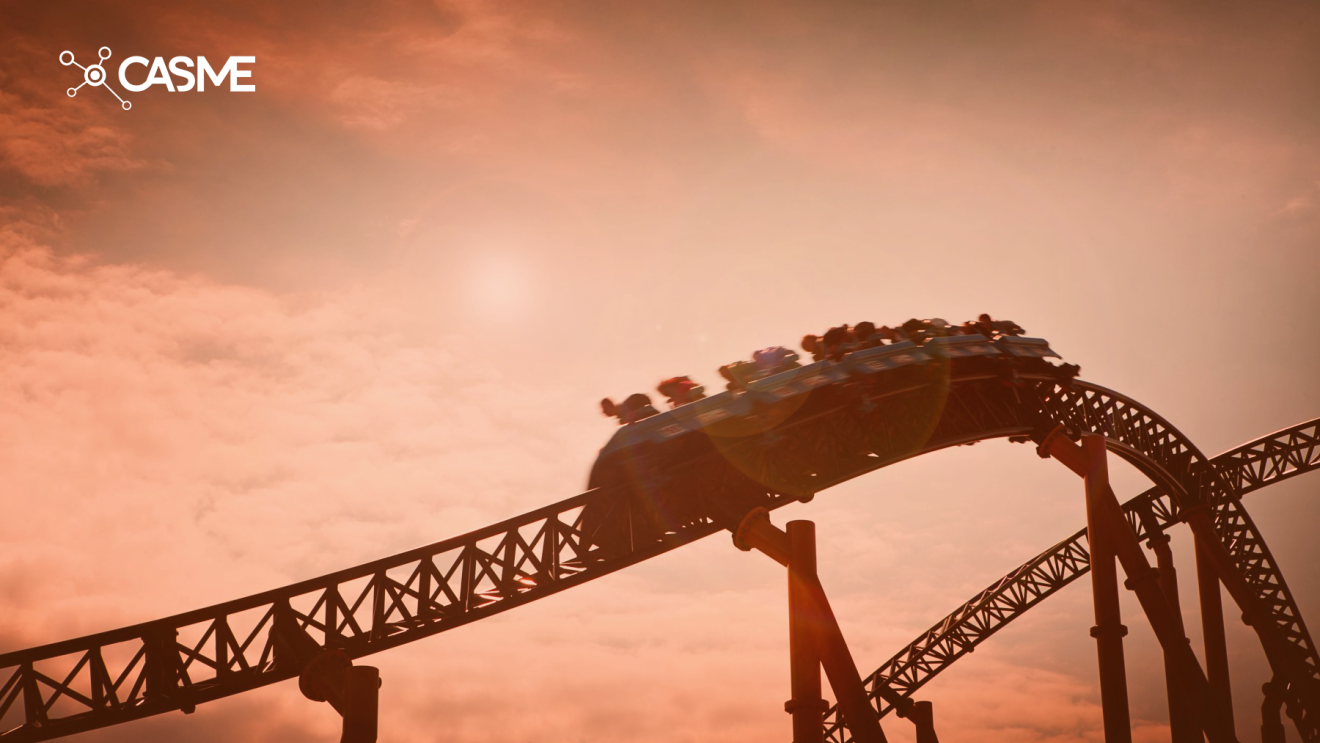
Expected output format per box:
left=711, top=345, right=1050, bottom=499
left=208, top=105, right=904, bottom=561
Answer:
left=1, top=329, right=1317, bottom=742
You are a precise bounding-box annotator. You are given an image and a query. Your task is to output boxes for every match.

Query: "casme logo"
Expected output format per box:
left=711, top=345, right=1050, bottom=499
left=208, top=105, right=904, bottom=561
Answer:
left=61, top=47, right=256, bottom=111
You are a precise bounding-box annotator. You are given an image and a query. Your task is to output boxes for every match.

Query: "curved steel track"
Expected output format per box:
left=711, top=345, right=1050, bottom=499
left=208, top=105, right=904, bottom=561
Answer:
left=1, top=366, right=1316, bottom=742
left=825, top=418, right=1320, bottom=742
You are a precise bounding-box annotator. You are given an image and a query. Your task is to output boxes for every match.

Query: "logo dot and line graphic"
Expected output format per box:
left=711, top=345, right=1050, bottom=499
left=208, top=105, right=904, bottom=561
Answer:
left=61, top=47, right=131, bottom=110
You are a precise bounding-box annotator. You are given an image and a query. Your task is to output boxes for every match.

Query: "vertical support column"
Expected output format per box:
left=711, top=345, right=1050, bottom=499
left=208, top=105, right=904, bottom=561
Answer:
left=1083, top=435, right=1133, bottom=743
left=298, top=649, right=382, bottom=742
left=1180, top=506, right=1304, bottom=717
left=1260, top=678, right=1286, bottom=743
left=1039, top=431, right=1238, bottom=743
left=1196, top=538, right=1235, bottom=735
left=910, top=700, right=939, bottom=743
left=341, top=665, right=381, bottom=743
left=1143, top=516, right=1198, bottom=743
left=787, top=520, right=825, bottom=743
left=732, top=510, right=888, bottom=743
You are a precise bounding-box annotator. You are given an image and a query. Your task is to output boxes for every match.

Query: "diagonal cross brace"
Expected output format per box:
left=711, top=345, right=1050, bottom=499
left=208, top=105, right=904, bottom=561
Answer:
left=733, top=509, right=941, bottom=743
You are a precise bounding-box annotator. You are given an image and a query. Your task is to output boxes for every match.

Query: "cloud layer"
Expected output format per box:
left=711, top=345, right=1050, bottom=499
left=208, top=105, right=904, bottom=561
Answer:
left=2, top=1, right=1319, bottom=741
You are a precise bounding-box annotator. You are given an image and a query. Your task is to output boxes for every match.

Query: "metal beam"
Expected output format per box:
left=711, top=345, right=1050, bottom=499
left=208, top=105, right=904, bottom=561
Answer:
left=829, top=417, right=1320, bottom=742
left=1083, top=434, right=1133, bottom=743
left=1043, top=433, right=1236, bottom=743
left=788, top=521, right=825, bottom=743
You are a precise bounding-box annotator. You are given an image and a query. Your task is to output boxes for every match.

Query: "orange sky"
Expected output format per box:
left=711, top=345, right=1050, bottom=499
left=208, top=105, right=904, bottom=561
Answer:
left=2, top=1, right=1319, bottom=741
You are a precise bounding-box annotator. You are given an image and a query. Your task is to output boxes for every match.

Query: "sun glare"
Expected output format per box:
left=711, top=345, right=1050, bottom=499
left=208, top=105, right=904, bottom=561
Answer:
left=464, top=252, right=533, bottom=320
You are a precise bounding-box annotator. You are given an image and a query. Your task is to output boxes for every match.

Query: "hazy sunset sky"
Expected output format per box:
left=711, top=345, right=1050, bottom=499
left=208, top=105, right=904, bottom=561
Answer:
left=2, top=1, right=1319, bottom=741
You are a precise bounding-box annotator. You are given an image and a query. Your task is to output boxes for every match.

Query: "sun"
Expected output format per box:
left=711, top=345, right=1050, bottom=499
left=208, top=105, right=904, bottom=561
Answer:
left=463, top=251, right=533, bottom=320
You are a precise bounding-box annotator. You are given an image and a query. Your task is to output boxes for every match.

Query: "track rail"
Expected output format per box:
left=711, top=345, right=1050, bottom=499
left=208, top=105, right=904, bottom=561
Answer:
left=0, top=487, right=774, bottom=741
left=824, top=418, right=1320, bottom=742
left=1, top=370, right=1315, bottom=741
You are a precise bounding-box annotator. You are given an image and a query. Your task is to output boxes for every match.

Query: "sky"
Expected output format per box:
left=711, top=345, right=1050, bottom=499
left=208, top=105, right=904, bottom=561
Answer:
left=1, top=0, right=1319, bottom=741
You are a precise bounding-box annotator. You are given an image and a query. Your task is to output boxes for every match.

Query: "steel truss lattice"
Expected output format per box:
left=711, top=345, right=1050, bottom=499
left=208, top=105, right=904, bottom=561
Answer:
left=825, top=418, right=1320, bottom=742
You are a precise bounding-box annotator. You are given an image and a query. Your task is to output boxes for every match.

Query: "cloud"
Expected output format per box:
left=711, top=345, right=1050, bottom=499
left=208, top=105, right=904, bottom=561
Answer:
left=0, top=238, right=593, bottom=649
left=0, top=238, right=1176, bottom=743
left=1274, top=180, right=1320, bottom=217
left=0, top=32, right=148, bottom=189
left=2, top=2, right=1318, bottom=740
left=0, top=89, right=146, bottom=188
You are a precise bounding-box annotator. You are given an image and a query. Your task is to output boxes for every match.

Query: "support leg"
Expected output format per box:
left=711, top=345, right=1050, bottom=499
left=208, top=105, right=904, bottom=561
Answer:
left=1145, top=525, right=1199, bottom=743
left=1261, top=678, right=1287, bottom=743
left=1085, top=439, right=1133, bottom=743
left=1040, top=432, right=1239, bottom=743
left=1196, top=538, right=1235, bottom=736
left=341, top=666, right=380, bottom=743
left=788, top=521, right=825, bottom=743
left=734, top=511, right=889, bottom=743
left=276, top=609, right=382, bottom=743
left=910, top=700, right=939, bottom=743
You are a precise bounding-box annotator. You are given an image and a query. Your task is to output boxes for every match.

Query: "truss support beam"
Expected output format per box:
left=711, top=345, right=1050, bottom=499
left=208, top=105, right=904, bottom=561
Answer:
left=1196, top=538, right=1235, bottom=736
left=1038, top=429, right=1238, bottom=743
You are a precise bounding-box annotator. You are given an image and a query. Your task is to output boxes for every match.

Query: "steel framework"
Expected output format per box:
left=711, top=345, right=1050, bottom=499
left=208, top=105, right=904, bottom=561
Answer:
left=825, top=418, right=1320, bottom=742
left=1, top=367, right=1317, bottom=742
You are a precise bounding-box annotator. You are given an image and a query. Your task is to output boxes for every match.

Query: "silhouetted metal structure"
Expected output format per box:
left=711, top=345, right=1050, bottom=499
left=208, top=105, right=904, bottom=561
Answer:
left=1, top=336, right=1317, bottom=742
left=826, top=417, right=1320, bottom=742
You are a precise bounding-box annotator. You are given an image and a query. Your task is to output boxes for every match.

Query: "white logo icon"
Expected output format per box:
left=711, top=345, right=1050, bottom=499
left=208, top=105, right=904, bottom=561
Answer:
left=60, top=47, right=131, bottom=111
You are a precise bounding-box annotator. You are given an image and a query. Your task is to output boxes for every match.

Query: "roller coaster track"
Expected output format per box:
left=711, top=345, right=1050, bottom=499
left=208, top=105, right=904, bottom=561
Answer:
left=824, top=417, right=1320, bottom=742
left=2, top=371, right=1317, bottom=742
